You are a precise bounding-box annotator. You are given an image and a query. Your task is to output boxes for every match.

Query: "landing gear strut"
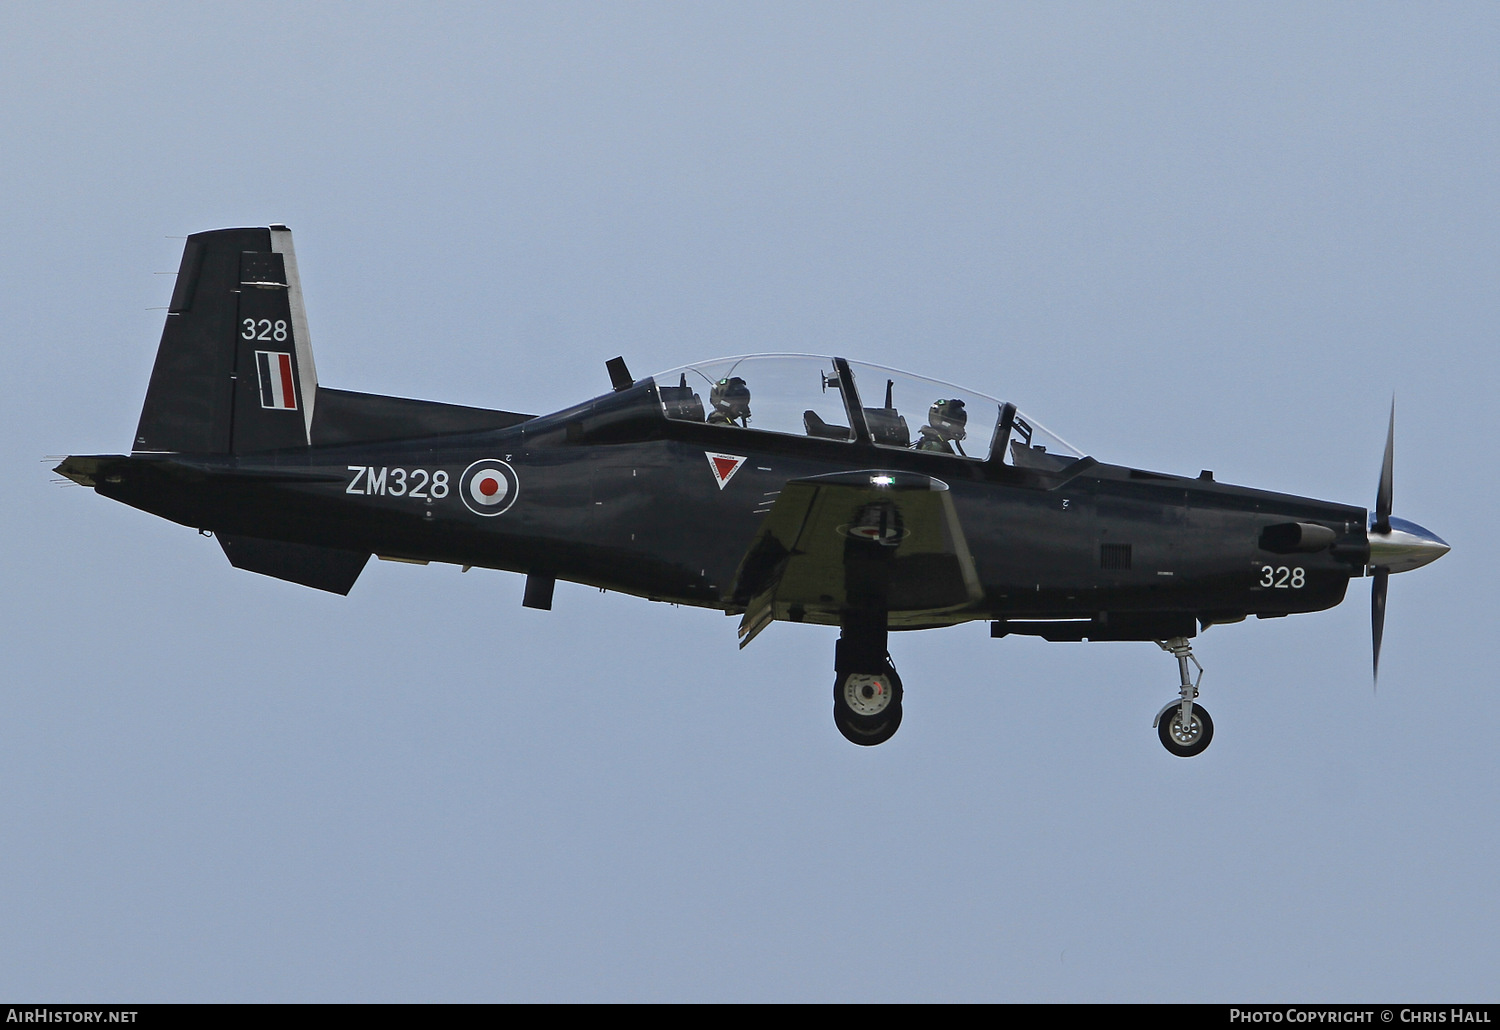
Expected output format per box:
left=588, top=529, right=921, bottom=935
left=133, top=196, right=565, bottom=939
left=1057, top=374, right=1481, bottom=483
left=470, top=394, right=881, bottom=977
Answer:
left=833, top=614, right=903, bottom=746
left=1153, top=636, right=1214, bottom=757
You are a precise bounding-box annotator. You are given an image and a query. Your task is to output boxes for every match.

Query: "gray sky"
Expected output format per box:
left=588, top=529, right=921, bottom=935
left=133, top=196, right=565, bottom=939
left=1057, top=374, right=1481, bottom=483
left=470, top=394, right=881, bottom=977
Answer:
left=3, top=2, right=1495, bottom=1002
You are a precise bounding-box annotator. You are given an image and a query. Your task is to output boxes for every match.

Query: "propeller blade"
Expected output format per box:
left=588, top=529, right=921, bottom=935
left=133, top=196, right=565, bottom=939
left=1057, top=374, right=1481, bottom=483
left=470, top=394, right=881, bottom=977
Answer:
left=1371, top=566, right=1389, bottom=685
left=1374, top=399, right=1394, bottom=535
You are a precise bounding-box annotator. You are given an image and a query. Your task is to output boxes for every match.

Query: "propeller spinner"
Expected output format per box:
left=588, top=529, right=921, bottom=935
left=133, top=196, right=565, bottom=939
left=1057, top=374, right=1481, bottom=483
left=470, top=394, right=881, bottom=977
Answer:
left=1367, top=401, right=1450, bottom=680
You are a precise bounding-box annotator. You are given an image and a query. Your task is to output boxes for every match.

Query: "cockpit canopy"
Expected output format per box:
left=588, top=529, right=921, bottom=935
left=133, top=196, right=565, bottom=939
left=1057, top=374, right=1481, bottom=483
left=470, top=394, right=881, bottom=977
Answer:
left=654, top=355, right=1084, bottom=469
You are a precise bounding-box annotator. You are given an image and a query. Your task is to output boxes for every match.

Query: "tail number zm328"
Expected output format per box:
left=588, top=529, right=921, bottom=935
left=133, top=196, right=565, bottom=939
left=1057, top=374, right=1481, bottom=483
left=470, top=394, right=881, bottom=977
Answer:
left=346, top=466, right=450, bottom=499
left=1260, top=565, right=1306, bottom=589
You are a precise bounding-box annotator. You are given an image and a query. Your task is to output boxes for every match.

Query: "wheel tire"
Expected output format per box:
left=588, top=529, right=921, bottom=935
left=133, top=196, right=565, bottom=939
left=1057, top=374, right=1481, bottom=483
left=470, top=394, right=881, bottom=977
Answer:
left=1158, top=701, right=1214, bottom=758
left=832, top=662, right=904, bottom=746
left=834, top=699, right=903, bottom=746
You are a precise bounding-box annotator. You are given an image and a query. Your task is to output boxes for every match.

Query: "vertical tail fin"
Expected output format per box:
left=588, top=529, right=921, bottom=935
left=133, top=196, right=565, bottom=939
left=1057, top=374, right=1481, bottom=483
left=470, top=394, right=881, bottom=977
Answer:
left=134, top=225, right=318, bottom=454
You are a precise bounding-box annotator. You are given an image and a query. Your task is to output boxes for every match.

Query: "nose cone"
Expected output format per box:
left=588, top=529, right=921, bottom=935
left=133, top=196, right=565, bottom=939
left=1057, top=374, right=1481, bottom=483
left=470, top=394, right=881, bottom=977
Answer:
left=1369, top=515, right=1451, bottom=574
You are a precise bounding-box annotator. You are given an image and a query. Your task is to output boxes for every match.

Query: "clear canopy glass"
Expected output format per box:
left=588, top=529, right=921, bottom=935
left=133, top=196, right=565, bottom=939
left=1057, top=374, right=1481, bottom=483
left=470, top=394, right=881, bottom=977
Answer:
left=653, top=354, right=1085, bottom=467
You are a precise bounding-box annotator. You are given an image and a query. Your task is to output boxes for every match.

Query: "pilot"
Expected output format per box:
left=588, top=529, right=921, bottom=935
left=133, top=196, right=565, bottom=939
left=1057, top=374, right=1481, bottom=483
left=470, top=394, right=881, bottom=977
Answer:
left=914, top=398, right=967, bottom=455
left=707, top=376, right=752, bottom=427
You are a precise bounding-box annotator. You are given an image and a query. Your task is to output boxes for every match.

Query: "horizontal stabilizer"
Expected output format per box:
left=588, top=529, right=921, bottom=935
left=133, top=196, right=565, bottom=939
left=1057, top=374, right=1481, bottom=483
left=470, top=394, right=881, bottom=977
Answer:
left=53, top=454, right=121, bottom=488
left=218, top=533, right=370, bottom=594
left=310, top=388, right=534, bottom=446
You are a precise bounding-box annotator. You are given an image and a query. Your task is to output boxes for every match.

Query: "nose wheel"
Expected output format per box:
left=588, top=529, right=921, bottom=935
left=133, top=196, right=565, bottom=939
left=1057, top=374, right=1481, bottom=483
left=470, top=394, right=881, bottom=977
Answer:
left=1157, top=700, right=1213, bottom=757
left=1153, top=637, right=1214, bottom=757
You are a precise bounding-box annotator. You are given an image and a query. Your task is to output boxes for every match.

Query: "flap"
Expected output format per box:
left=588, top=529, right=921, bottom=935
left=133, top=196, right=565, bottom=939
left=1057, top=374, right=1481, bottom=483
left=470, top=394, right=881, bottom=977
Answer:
left=728, top=470, right=982, bottom=646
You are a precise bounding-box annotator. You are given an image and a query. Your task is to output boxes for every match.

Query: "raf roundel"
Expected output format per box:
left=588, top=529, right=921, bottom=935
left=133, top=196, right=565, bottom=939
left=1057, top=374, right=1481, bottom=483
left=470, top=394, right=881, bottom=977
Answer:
left=459, top=459, right=520, bottom=516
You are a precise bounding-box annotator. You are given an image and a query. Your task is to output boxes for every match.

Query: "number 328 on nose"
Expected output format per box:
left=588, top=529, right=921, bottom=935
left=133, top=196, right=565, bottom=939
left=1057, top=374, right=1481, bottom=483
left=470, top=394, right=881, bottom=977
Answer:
left=1260, top=565, right=1305, bottom=589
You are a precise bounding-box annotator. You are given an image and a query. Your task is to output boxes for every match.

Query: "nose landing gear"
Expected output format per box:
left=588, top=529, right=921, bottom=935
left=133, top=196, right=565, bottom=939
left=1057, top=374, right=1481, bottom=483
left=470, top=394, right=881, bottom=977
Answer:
left=1153, top=636, right=1214, bottom=757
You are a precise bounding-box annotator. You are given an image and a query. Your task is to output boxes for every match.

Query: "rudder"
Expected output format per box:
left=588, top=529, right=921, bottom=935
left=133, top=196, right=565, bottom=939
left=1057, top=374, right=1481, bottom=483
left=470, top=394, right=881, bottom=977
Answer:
left=134, top=225, right=318, bottom=454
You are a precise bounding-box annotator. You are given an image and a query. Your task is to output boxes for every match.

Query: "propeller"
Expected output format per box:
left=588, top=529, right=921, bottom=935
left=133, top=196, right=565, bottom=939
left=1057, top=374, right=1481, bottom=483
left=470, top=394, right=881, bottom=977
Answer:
left=1371, top=400, right=1394, bottom=682
left=1366, top=398, right=1450, bottom=683
left=1371, top=566, right=1389, bottom=683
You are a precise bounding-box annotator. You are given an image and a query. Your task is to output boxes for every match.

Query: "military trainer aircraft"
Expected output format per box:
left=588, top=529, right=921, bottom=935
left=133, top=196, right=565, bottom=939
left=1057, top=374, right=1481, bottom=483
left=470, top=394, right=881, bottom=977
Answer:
left=57, top=226, right=1450, bottom=754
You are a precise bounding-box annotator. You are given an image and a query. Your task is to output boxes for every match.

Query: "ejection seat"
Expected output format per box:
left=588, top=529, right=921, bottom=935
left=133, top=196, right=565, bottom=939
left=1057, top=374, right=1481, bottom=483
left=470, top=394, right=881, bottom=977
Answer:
left=804, top=410, right=853, bottom=441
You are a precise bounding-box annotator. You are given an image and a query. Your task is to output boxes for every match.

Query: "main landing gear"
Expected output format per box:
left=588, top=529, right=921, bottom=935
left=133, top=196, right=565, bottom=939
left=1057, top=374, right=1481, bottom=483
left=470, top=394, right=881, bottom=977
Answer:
left=1153, top=636, right=1214, bottom=757
left=832, top=616, right=904, bottom=746
left=833, top=661, right=904, bottom=746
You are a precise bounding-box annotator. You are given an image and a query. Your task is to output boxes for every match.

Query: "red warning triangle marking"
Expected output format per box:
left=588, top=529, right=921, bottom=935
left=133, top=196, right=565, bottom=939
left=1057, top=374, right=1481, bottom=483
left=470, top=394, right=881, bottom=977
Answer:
left=706, top=452, right=746, bottom=490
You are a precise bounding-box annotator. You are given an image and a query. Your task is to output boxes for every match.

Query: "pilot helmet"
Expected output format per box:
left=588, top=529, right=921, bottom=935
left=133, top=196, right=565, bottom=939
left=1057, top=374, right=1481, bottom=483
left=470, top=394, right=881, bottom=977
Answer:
left=928, top=398, right=967, bottom=440
left=711, top=376, right=751, bottom=417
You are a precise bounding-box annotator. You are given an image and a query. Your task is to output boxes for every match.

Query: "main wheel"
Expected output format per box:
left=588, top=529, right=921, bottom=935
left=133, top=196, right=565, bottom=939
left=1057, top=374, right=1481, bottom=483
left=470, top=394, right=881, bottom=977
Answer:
left=1158, top=701, right=1214, bottom=757
left=832, top=665, right=904, bottom=746
left=834, top=698, right=903, bottom=746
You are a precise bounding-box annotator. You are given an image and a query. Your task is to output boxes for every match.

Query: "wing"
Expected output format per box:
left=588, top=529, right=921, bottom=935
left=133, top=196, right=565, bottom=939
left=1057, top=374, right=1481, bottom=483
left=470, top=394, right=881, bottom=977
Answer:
left=728, top=470, right=982, bottom=647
